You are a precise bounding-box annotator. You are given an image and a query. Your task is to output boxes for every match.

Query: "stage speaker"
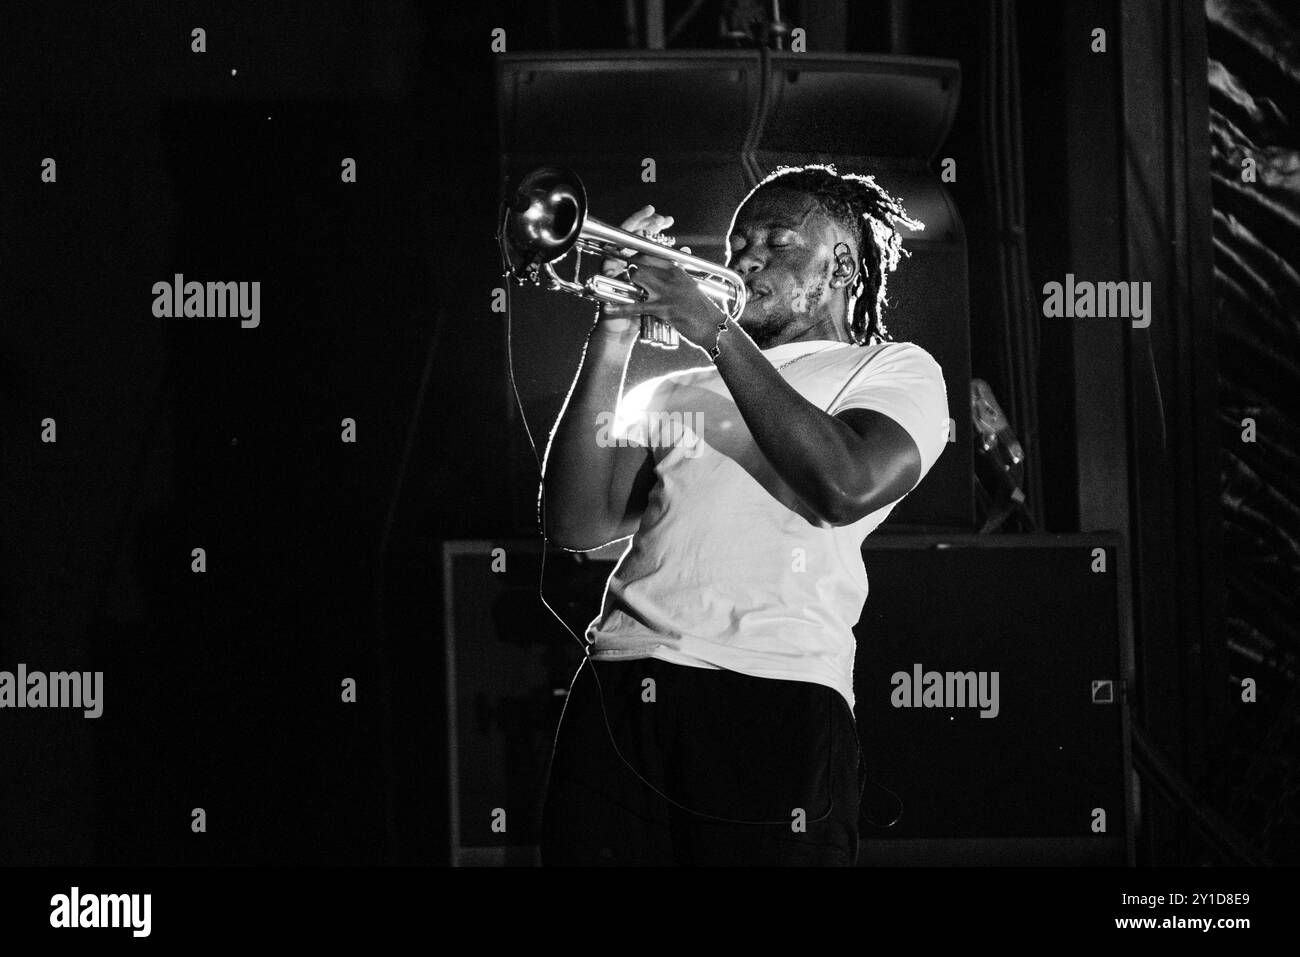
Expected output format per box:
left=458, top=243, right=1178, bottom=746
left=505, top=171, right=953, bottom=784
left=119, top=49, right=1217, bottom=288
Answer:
left=496, top=51, right=972, bottom=535
left=853, top=533, right=1137, bottom=865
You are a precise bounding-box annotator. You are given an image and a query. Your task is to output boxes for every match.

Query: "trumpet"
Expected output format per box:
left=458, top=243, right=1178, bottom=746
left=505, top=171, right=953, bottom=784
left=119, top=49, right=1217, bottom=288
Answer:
left=498, top=166, right=748, bottom=349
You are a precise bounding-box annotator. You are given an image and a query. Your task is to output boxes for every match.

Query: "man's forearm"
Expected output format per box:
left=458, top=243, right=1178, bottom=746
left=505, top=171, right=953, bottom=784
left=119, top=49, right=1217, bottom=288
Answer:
left=540, top=320, right=639, bottom=541
left=711, top=322, right=876, bottom=524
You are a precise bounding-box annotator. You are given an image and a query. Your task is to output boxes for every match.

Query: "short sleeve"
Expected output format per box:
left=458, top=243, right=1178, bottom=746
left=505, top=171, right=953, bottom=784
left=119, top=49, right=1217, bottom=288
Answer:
left=827, top=342, right=951, bottom=479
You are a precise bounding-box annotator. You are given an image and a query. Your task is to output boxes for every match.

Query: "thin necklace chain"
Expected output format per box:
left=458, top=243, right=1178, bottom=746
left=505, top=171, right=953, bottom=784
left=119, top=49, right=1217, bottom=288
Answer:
left=775, top=349, right=823, bottom=373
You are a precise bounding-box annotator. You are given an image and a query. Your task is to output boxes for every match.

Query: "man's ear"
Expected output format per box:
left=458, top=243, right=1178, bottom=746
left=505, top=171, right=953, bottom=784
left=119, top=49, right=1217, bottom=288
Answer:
left=831, top=241, right=858, bottom=288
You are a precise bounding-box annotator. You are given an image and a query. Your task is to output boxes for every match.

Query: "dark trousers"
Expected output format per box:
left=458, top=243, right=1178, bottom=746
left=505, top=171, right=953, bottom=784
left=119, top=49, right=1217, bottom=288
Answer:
left=540, top=657, right=861, bottom=866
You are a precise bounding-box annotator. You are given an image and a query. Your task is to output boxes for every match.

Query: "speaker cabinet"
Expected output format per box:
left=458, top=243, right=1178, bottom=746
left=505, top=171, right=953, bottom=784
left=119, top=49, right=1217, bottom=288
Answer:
left=852, top=533, right=1136, bottom=865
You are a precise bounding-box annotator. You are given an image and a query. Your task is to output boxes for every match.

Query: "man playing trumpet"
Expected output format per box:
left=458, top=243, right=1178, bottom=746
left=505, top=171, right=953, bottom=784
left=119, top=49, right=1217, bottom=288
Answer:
left=539, top=164, right=949, bottom=866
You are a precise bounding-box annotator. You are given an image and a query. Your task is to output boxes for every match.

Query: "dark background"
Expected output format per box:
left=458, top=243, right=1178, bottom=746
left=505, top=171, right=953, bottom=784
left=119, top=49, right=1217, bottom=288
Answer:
left=1, top=0, right=1296, bottom=865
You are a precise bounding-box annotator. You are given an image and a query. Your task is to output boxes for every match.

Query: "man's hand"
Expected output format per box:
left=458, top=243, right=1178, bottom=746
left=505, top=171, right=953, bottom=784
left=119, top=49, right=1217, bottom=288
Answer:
left=601, top=205, right=675, bottom=277
left=602, top=250, right=725, bottom=354
left=594, top=206, right=677, bottom=338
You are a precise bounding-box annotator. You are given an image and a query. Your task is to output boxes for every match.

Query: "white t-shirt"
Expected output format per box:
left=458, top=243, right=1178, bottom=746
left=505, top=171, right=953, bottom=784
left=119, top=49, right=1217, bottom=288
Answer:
left=585, top=338, right=950, bottom=711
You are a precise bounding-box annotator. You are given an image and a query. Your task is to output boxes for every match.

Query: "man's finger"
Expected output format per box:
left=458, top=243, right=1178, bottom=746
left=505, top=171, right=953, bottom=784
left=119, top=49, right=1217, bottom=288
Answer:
left=619, top=205, right=657, bottom=231
left=627, top=250, right=675, bottom=269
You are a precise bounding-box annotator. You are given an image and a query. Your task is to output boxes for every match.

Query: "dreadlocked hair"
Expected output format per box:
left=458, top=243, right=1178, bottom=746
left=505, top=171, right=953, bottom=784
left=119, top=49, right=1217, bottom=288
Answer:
left=742, top=163, right=923, bottom=346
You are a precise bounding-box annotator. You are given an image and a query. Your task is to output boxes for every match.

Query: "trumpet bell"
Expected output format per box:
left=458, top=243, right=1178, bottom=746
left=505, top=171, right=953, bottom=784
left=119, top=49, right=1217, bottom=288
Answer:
left=502, top=166, right=587, bottom=275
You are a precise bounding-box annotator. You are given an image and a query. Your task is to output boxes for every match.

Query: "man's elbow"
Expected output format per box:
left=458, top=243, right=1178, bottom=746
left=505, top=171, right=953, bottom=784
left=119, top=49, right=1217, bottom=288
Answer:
left=541, top=515, right=586, bottom=551
left=815, top=481, right=894, bottom=528
left=816, top=451, right=924, bottom=526
left=539, top=482, right=592, bottom=548
left=541, top=515, right=623, bottom=552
